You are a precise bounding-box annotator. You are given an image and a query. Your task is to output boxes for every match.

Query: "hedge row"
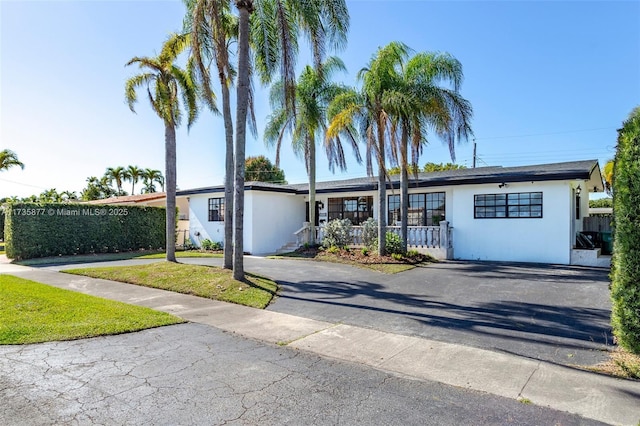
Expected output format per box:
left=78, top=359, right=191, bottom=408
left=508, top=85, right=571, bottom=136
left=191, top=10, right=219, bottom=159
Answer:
left=611, top=106, right=640, bottom=354
left=4, top=203, right=165, bottom=260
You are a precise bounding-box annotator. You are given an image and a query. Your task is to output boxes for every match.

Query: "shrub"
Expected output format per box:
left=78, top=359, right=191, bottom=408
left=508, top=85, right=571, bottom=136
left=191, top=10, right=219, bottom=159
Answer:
left=201, top=239, right=222, bottom=251
left=406, top=249, right=420, bottom=258
left=182, top=237, right=197, bottom=251
left=0, top=208, right=4, bottom=241
left=391, top=253, right=403, bottom=261
left=326, top=246, right=340, bottom=254
left=589, top=198, right=613, bottom=208
left=611, top=106, right=640, bottom=354
left=384, top=231, right=405, bottom=256
left=4, top=203, right=166, bottom=260
left=322, top=218, right=353, bottom=249
left=361, top=247, right=369, bottom=256
left=361, top=217, right=378, bottom=249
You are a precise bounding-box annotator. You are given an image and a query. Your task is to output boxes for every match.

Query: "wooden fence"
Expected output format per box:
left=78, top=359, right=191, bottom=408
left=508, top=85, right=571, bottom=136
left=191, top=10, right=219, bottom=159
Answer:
left=583, top=216, right=612, bottom=232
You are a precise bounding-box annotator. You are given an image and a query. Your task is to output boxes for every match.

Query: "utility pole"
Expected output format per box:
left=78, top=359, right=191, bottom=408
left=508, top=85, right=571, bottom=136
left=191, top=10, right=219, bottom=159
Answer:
left=472, top=139, right=477, bottom=168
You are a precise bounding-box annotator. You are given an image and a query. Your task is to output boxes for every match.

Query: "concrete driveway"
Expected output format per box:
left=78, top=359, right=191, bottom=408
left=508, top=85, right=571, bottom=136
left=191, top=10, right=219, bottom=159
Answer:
left=247, top=259, right=612, bottom=367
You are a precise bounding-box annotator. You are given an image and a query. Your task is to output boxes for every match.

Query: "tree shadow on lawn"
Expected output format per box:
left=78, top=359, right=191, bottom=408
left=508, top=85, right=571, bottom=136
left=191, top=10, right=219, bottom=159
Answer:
left=272, top=277, right=612, bottom=356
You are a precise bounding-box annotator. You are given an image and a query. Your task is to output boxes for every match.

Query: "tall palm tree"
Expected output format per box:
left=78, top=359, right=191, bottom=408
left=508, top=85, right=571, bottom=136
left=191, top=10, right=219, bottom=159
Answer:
left=387, top=52, right=473, bottom=251
left=230, top=0, right=349, bottom=280
left=141, top=168, right=164, bottom=193
left=126, top=165, right=143, bottom=195
left=125, top=34, right=198, bottom=263
left=265, top=57, right=357, bottom=244
left=104, top=166, right=127, bottom=196
left=185, top=0, right=236, bottom=269
left=327, top=42, right=409, bottom=255
left=0, top=149, right=24, bottom=172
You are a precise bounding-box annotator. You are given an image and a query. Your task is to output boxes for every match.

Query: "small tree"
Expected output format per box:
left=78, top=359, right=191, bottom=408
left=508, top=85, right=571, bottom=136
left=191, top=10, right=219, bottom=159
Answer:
left=245, top=155, right=286, bottom=183
left=610, top=106, right=640, bottom=354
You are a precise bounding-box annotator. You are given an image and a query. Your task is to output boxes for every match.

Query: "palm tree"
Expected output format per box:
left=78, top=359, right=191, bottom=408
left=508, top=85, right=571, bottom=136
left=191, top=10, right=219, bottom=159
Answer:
left=126, top=165, right=143, bottom=195
left=603, top=159, right=614, bottom=194
left=265, top=57, right=357, bottom=244
left=327, top=42, right=409, bottom=255
left=141, top=168, right=164, bottom=193
left=230, top=0, right=349, bottom=280
left=0, top=149, right=24, bottom=172
left=387, top=51, right=473, bottom=251
left=125, top=34, right=198, bottom=263
left=184, top=0, right=236, bottom=270
left=104, top=166, right=128, bottom=196
left=60, top=190, right=78, bottom=202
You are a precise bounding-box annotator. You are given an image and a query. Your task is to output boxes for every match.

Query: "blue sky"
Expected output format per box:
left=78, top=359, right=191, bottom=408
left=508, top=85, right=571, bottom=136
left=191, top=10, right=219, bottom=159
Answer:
left=1, top=0, right=638, bottom=199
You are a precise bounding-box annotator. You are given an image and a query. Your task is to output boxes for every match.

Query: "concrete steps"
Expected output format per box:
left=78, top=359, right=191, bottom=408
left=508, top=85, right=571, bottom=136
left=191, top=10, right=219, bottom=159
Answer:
left=570, top=248, right=611, bottom=268
left=275, top=242, right=299, bottom=254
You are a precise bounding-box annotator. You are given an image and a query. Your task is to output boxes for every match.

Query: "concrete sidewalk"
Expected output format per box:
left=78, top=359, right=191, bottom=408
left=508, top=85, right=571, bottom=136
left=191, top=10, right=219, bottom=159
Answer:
left=1, top=258, right=639, bottom=425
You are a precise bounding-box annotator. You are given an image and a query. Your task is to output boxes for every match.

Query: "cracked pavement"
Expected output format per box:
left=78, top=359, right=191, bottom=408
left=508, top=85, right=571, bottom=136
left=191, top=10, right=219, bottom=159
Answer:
left=0, top=323, right=606, bottom=425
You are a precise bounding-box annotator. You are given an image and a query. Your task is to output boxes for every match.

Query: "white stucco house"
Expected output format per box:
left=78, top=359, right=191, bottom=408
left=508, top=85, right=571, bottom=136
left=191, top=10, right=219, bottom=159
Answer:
left=177, top=159, right=606, bottom=266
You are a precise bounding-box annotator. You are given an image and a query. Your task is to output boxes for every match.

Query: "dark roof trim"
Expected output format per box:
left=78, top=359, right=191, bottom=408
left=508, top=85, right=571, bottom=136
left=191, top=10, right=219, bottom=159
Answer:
left=178, top=160, right=601, bottom=196
left=177, top=183, right=297, bottom=196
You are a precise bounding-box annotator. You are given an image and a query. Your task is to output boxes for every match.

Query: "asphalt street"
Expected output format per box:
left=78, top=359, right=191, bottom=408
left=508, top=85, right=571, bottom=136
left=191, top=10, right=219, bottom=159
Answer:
left=0, top=323, right=607, bottom=426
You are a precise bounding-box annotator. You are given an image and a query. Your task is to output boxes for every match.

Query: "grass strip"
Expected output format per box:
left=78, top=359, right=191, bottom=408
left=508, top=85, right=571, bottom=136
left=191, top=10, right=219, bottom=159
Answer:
left=0, top=274, right=183, bottom=345
left=64, top=261, right=277, bottom=309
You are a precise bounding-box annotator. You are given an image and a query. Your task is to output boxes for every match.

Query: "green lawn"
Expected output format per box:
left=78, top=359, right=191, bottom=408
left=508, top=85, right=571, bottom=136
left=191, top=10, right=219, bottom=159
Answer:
left=64, top=261, right=277, bottom=309
left=0, top=274, right=184, bottom=345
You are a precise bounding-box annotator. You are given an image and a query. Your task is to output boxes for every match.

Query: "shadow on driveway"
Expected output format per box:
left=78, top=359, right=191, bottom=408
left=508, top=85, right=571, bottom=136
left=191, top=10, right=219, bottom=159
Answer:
left=267, top=260, right=613, bottom=366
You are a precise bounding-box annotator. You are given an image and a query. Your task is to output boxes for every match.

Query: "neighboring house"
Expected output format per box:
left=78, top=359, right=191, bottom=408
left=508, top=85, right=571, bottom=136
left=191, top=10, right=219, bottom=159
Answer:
left=86, top=193, right=190, bottom=245
left=178, top=159, right=606, bottom=266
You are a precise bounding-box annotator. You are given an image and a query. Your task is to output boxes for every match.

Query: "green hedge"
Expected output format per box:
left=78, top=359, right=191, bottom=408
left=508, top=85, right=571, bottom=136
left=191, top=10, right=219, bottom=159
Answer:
left=0, top=208, right=4, bottom=241
left=611, top=107, right=640, bottom=354
left=5, top=203, right=165, bottom=260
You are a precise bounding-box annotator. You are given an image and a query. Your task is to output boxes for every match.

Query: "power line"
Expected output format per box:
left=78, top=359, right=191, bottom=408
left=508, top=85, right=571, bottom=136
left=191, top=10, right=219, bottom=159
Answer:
left=0, top=177, right=48, bottom=191
left=474, top=126, right=615, bottom=141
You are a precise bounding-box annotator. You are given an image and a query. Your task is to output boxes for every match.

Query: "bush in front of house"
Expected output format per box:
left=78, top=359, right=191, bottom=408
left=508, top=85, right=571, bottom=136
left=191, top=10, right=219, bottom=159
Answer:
left=200, top=239, right=222, bottom=251
left=361, top=217, right=378, bottom=249
left=4, top=203, right=166, bottom=260
left=611, top=106, right=640, bottom=354
left=383, top=231, right=405, bottom=256
left=322, top=218, right=353, bottom=249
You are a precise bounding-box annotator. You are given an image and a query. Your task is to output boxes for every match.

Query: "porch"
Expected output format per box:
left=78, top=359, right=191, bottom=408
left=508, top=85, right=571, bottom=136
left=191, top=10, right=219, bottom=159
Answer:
left=287, top=221, right=454, bottom=260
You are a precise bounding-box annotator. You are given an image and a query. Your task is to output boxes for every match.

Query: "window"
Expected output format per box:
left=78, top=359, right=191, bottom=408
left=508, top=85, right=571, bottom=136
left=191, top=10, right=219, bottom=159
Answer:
left=474, top=192, right=542, bottom=219
left=388, top=192, right=445, bottom=226
left=208, top=197, right=224, bottom=221
left=328, top=196, right=373, bottom=225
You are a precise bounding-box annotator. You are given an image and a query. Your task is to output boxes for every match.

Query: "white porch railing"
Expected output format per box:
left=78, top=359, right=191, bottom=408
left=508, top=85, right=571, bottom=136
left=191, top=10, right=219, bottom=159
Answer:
left=294, top=221, right=453, bottom=258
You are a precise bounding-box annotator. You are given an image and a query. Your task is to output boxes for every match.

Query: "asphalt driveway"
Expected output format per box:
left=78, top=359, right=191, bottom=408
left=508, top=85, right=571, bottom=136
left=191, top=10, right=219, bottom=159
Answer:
left=49, top=257, right=613, bottom=367
left=252, top=259, right=612, bottom=367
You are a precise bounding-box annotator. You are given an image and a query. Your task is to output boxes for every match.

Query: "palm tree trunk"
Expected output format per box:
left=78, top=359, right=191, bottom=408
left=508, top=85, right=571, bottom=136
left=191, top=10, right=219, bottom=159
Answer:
left=221, top=71, right=234, bottom=270
left=309, top=136, right=316, bottom=245
left=400, top=129, right=409, bottom=253
left=232, top=0, right=252, bottom=281
left=377, top=120, right=387, bottom=256
left=164, top=120, right=177, bottom=263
